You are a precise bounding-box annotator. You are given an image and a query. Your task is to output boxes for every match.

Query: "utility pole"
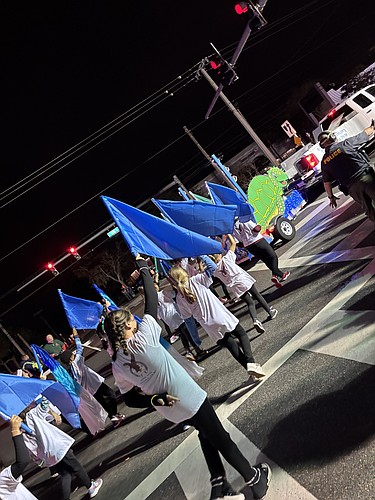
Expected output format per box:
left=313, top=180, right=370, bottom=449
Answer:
left=172, top=175, right=194, bottom=200
left=0, top=322, right=25, bottom=356
left=200, top=66, right=278, bottom=165
left=183, top=126, right=247, bottom=195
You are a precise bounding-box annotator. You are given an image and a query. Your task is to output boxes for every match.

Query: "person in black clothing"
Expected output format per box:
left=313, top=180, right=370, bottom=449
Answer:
left=319, top=120, right=375, bottom=221
left=0, top=415, right=37, bottom=499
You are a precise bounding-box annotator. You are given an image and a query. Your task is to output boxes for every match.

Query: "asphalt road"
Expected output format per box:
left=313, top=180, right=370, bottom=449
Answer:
left=23, top=186, right=375, bottom=500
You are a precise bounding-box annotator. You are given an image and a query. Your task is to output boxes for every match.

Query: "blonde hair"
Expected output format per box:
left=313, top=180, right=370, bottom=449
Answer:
left=169, top=266, right=197, bottom=304
left=104, top=308, right=134, bottom=361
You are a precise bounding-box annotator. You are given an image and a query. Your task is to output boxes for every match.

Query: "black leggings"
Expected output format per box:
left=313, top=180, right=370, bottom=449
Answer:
left=55, top=448, right=91, bottom=500
left=240, top=285, right=271, bottom=321
left=187, top=397, right=255, bottom=482
left=246, top=238, right=283, bottom=278
left=217, top=323, right=254, bottom=368
left=93, top=382, right=118, bottom=418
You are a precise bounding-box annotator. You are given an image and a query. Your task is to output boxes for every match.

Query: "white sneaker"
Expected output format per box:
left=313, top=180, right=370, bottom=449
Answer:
left=169, top=334, right=179, bottom=344
left=216, top=495, right=245, bottom=500
left=253, top=319, right=265, bottom=333
left=88, top=478, right=103, bottom=498
left=247, top=363, right=266, bottom=379
left=268, top=307, right=278, bottom=319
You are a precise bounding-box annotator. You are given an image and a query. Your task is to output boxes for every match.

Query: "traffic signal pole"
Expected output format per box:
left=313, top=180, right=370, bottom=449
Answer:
left=200, top=66, right=277, bottom=165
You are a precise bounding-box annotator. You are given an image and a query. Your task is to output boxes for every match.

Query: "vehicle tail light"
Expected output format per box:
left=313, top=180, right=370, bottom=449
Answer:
left=296, top=153, right=319, bottom=173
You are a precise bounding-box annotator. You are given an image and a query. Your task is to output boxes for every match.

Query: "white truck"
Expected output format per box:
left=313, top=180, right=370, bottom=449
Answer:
left=312, top=84, right=375, bottom=153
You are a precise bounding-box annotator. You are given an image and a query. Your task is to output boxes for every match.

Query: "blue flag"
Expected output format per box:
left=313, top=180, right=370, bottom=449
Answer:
left=152, top=199, right=237, bottom=237
left=206, top=182, right=255, bottom=223
left=31, top=345, right=81, bottom=407
left=92, top=284, right=119, bottom=311
left=0, top=373, right=81, bottom=429
left=58, top=290, right=103, bottom=329
left=101, top=195, right=223, bottom=259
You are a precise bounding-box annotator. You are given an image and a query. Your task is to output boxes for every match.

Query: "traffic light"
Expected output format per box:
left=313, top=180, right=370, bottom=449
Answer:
left=68, top=246, right=81, bottom=260
left=209, top=55, right=238, bottom=86
left=234, top=1, right=267, bottom=30
left=46, top=262, right=59, bottom=276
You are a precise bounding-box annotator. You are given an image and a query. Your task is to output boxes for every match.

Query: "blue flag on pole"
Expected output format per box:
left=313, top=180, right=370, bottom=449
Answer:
left=58, top=290, right=103, bottom=329
left=152, top=199, right=237, bottom=237
left=101, top=195, right=223, bottom=259
left=206, top=182, right=256, bottom=223
left=0, top=373, right=81, bottom=429
left=92, top=284, right=119, bottom=311
left=30, top=345, right=81, bottom=422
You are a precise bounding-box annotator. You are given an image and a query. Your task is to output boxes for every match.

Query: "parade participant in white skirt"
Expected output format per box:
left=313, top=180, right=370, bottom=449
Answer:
left=59, top=328, right=126, bottom=428
left=211, top=234, right=278, bottom=334
left=0, top=415, right=38, bottom=500
left=21, top=403, right=103, bottom=500
left=169, top=255, right=266, bottom=382
left=104, top=255, right=272, bottom=500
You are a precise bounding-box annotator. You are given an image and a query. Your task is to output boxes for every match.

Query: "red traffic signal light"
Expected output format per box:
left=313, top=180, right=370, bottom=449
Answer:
left=46, top=262, right=59, bottom=276
left=209, top=56, right=237, bottom=86
left=234, top=1, right=266, bottom=29
left=235, top=2, right=250, bottom=15
left=68, top=246, right=81, bottom=260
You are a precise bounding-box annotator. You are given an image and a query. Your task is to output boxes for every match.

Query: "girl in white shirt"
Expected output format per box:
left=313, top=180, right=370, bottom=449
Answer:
left=104, top=256, right=272, bottom=500
left=169, top=256, right=266, bottom=382
left=211, top=234, right=278, bottom=334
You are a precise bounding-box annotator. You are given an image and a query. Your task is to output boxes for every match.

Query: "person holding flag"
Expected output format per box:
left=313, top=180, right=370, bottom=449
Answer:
left=59, top=328, right=126, bottom=428
left=103, top=255, right=272, bottom=500
left=0, top=415, right=38, bottom=500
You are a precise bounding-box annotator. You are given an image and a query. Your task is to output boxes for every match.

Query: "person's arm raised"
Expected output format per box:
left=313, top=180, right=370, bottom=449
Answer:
left=135, top=255, right=158, bottom=320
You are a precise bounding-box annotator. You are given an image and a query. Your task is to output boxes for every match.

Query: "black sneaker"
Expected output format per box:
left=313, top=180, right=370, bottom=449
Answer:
left=247, top=463, right=272, bottom=499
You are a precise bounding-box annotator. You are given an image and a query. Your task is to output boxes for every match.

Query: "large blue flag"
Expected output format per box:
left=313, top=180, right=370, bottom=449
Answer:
left=0, top=373, right=81, bottom=429
left=31, top=345, right=81, bottom=416
left=101, top=195, right=222, bottom=259
left=152, top=199, right=237, bottom=237
left=92, top=284, right=119, bottom=311
left=58, top=290, right=103, bottom=329
left=206, top=182, right=255, bottom=223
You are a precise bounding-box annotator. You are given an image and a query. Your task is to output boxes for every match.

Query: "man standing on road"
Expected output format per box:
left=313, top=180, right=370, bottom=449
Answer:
left=43, top=334, right=66, bottom=359
left=319, top=120, right=375, bottom=221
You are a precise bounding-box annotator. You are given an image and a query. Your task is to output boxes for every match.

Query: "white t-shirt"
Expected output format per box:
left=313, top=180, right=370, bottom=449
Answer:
left=111, top=314, right=206, bottom=423
left=213, top=250, right=256, bottom=299
left=232, top=220, right=263, bottom=247
left=0, top=467, right=38, bottom=500
left=157, top=289, right=183, bottom=331
left=23, top=406, right=75, bottom=468
left=175, top=273, right=239, bottom=342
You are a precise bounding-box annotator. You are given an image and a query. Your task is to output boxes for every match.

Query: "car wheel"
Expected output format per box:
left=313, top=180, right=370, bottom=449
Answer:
left=273, top=217, right=296, bottom=242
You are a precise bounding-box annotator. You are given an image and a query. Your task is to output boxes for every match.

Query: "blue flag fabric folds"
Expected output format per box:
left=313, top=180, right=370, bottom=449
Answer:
left=101, top=195, right=223, bottom=259
left=0, top=373, right=81, bottom=429
left=152, top=199, right=237, bottom=237
left=58, top=290, right=103, bottom=329
left=92, top=284, right=119, bottom=311
left=206, top=182, right=255, bottom=223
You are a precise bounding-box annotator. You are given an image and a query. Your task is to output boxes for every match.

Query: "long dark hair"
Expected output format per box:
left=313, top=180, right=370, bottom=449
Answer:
left=104, top=308, right=133, bottom=361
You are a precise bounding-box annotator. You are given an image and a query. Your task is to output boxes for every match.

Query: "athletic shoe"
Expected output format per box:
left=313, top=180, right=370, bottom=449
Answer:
left=253, top=319, right=265, bottom=334
left=182, top=424, right=191, bottom=431
left=281, top=271, right=290, bottom=281
left=219, top=297, right=228, bottom=304
left=184, top=351, right=196, bottom=362
left=169, top=334, right=179, bottom=344
left=247, top=463, right=272, bottom=499
left=271, top=276, right=282, bottom=288
left=50, top=472, right=59, bottom=478
left=246, top=363, right=266, bottom=379
left=88, top=478, right=103, bottom=498
left=111, top=414, right=126, bottom=428
left=268, top=307, right=278, bottom=319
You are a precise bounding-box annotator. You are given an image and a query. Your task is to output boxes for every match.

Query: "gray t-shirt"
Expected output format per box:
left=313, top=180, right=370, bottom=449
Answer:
left=321, top=131, right=370, bottom=186
left=112, top=314, right=207, bottom=423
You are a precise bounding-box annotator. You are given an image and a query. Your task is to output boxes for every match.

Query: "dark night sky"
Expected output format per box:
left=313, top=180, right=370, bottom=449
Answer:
left=1, top=0, right=374, bottom=337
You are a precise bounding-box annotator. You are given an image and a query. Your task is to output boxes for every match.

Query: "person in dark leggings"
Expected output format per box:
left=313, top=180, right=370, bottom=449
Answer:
left=212, top=234, right=278, bottom=334
left=169, top=256, right=266, bottom=382
left=104, top=255, right=272, bottom=500
left=232, top=219, right=290, bottom=288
